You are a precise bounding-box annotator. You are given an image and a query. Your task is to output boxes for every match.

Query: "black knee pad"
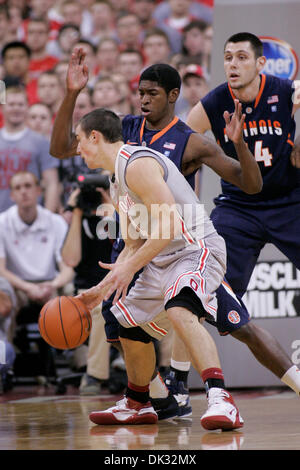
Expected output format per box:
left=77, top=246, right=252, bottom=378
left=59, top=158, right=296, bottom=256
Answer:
left=119, top=325, right=153, bottom=344
left=165, top=286, right=208, bottom=320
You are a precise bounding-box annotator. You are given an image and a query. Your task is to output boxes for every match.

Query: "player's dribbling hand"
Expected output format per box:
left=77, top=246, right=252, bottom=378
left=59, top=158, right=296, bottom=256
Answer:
left=67, top=47, right=89, bottom=92
left=224, top=99, right=246, bottom=144
left=75, top=283, right=109, bottom=311
left=75, top=269, right=121, bottom=310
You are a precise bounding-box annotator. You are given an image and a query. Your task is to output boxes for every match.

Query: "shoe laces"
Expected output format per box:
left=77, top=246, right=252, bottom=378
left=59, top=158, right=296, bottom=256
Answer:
left=207, top=388, right=230, bottom=407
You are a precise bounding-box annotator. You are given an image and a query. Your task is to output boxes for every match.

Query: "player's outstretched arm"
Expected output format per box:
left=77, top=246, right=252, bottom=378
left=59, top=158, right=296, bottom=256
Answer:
left=50, top=47, right=89, bottom=159
left=183, top=100, right=263, bottom=194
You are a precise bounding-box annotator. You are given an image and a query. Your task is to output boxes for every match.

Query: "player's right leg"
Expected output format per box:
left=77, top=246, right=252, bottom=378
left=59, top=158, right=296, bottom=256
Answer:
left=166, top=304, right=244, bottom=431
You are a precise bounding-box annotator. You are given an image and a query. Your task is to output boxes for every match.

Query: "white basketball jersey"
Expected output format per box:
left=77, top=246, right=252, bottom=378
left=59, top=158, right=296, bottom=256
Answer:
left=111, top=144, right=216, bottom=260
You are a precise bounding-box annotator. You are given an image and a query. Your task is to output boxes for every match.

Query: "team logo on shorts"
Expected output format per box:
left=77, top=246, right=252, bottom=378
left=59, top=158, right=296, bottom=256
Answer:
left=260, top=36, right=299, bottom=80
left=227, top=310, right=240, bottom=324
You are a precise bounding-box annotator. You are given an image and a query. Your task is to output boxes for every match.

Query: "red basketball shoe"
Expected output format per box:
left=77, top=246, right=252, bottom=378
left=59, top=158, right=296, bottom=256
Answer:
left=89, top=397, right=158, bottom=425
left=200, top=388, right=244, bottom=431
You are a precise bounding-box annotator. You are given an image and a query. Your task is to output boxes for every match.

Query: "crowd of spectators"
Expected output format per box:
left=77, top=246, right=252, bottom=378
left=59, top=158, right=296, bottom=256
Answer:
left=0, top=0, right=214, bottom=394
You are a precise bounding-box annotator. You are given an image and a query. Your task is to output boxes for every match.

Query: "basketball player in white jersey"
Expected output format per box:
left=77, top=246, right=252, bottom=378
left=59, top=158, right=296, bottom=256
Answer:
left=73, top=104, right=262, bottom=429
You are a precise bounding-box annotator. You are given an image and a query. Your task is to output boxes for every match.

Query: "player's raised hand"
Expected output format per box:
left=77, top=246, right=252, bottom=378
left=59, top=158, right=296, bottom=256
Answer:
left=66, top=47, right=89, bottom=92
left=290, top=135, right=300, bottom=168
left=224, top=99, right=246, bottom=144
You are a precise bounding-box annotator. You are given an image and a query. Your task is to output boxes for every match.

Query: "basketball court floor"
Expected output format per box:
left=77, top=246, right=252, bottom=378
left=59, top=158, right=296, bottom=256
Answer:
left=0, top=385, right=299, bottom=451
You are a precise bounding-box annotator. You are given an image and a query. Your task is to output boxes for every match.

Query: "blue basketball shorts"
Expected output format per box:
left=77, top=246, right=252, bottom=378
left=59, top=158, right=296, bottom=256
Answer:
left=206, top=279, right=251, bottom=335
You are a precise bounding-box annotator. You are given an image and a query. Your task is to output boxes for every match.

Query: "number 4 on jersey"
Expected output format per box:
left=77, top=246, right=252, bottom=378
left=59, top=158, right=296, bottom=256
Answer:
left=254, top=140, right=273, bottom=167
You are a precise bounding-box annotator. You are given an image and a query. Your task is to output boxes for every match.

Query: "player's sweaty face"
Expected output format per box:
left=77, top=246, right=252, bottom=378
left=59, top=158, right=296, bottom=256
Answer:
left=138, top=81, right=169, bottom=122
left=224, top=41, right=258, bottom=89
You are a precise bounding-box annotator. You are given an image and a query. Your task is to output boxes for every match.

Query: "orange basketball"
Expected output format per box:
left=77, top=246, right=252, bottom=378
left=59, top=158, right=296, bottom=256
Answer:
left=38, top=296, right=92, bottom=350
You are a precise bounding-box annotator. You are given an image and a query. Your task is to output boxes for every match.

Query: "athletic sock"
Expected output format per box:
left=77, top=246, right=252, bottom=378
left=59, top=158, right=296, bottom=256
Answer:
left=149, top=372, right=169, bottom=398
left=126, top=381, right=150, bottom=403
left=281, top=365, right=300, bottom=395
left=170, top=359, right=191, bottom=386
left=201, top=367, right=225, bottom=393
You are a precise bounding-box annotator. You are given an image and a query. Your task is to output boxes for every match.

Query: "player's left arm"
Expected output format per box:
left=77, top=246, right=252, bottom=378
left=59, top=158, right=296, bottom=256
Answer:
left=182, top=100, right=263, bottom=194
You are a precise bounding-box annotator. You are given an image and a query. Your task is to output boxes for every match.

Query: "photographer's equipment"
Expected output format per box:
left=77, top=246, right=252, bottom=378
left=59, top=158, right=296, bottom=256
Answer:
left=75, top=173, right=110, bottom=216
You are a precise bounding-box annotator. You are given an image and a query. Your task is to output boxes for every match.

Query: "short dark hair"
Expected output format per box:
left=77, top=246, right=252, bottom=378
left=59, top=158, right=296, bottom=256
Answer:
left=38, top=69, right=61, bottom=84
left=116, top=11, right=140, bottom=24
left=119, top=48, right=144, bottom=62
left=224, top=32, right=263, bottom=59
left=79, top=108, right=123, bottom=143
left=144, top=27, right=171, bottom=47
left=75, top=39, right=96, bottom=54
left=58, top=23, right=80, bottom=37
left=183, top=19, right=208, bottom=34
left=2, top=41, right=31, bottom=60
left=139, top=63, right=181, bottom=93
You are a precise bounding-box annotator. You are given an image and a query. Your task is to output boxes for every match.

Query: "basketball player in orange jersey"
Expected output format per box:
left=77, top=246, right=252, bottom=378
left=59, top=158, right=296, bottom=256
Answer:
left=67, top=102, right=261, bottom=428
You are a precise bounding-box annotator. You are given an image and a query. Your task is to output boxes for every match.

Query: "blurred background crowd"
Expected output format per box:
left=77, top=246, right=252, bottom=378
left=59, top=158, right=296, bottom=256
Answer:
left=0, top=0, right=214, bottom=213
left=0, top=0, right=214, bottom=395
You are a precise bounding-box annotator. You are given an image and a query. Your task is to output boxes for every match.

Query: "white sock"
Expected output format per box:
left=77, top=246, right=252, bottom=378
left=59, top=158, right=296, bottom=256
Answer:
left=170, top=359, right=191, bottom=372
left=281, top=365, right=300, bottom=395
left=150, top=372, right=169, bottom=398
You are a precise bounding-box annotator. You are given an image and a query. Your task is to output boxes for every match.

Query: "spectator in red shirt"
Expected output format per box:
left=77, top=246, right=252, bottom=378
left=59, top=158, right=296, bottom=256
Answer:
left=26, top=18, right=59, bottom=81
left=27, top=0, right=63, bottom=40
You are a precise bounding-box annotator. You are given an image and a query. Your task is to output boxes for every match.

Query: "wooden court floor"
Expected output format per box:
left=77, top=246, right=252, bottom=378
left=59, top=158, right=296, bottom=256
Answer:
left=0, top=386, right=299, bottom=451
